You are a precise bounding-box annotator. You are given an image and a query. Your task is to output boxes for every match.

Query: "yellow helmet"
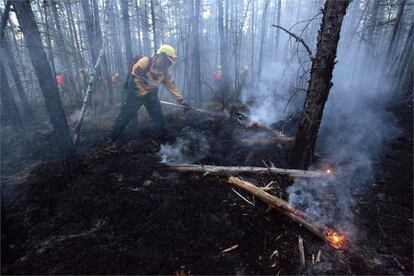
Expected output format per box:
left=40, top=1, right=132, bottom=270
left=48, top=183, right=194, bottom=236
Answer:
left=157, top=44, right=177, bottom=63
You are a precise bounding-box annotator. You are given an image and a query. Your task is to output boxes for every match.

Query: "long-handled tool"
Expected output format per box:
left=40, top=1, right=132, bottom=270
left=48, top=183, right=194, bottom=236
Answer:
left=160, top=100, right=226, bottom=117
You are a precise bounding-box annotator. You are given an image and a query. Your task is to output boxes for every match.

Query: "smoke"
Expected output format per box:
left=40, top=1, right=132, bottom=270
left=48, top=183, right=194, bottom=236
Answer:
left=285, top=5, right=400, bottom=236
left=240, top=61, right=304, bottom=127
left=158, top=127, right=210, bottom=164
left=69, top=109, right=82, bottom=124
left=235, top=0, right=403, bottom=236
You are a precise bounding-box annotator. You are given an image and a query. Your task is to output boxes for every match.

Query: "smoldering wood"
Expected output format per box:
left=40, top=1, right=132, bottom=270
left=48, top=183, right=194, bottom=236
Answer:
left=227, top=176, right=340, bottom=248
left=73, top=48, right=105, bottom=146
left=166, top=163, right=328, bottom=178
left=298, top=235, right=306, bottom=268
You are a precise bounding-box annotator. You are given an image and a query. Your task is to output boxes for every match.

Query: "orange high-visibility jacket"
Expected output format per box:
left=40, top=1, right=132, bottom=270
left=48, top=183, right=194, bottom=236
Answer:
left=131, top=56, right=183, bottom=101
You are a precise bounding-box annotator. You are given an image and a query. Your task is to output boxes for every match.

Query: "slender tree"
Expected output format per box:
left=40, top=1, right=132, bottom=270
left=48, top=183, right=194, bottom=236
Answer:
left=257, top=0, right=269, bottom=80
left=80, top=0, right=98, bottom=64
left=1, top=1, right=33, bottom=118
left=121, top=0, right=133, bottom=64
left=193, top=0, right=202, bottom=104
left=292, top=0, right=351, bottom=169
left=11, top=0, right=78, bottom=171
left=51, top=0, right=78, bottom=97
left=0, top=62, right=24, bottom=131
left=150, top=0, right=158, bottom=52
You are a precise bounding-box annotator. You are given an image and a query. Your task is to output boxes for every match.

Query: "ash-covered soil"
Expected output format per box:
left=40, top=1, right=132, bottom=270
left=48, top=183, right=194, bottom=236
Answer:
left=1, top=105, right=412, bottom=275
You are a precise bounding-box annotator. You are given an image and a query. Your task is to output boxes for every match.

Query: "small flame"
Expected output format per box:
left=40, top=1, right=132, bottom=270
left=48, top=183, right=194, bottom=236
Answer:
left=325, top=230, right=346, bottom=248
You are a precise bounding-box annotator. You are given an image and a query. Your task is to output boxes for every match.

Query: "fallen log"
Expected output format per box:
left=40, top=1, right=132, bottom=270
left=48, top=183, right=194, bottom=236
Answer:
left=241, top=133, right=295, bottom=145
left=227, top=176, right=348, bottom=249
left=166, top=163, right=328, bottom=178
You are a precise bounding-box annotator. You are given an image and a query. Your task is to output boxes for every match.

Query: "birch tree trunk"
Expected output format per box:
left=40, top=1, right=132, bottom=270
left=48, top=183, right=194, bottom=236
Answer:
left=291, top=0, right=351, bottom=169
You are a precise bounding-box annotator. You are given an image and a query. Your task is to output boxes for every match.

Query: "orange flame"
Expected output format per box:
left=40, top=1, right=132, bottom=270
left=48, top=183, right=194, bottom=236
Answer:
left=325, top=230, right=346, bottom=248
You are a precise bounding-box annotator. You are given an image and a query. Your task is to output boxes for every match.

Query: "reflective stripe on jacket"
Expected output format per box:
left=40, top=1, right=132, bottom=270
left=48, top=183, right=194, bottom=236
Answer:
left=131, top=56, right=183, bottom=101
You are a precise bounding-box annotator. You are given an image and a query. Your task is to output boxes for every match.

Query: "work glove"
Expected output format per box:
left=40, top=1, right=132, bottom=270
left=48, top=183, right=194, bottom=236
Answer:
left=179, top=99, right=192, bottom=110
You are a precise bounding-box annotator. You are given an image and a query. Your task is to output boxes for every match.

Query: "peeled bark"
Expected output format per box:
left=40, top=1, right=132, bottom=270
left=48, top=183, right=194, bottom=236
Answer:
left=166, top=163, right=328, bottom=178
left=73, top=49, right=105, bottom=145
left=292, top=0, right=351, bottom=169
left=11, top=0, right=78, bottom=171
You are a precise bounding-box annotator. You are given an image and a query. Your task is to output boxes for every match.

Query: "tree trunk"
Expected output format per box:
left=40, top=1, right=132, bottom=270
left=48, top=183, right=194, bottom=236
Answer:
left=1, top=35, right=34, bottom=118
left=150, top=0, right=158, bottom=52
left=1, top=2, right=33, bottom=118
left=250, top=0, right=255, bottom=87
left=291, top=0, right=351, bottom=169
left=218, top=0, right=230, bottom=105
left=134, top=0, right=142, bottom=54
left=121, top=0, right=133, bottom=64
left=193, top=0, right=202, bottom=104
left=274, top=0, right=281, bottom=60
left=141, top=0, right=151, bottom=55
left=257, top=0, right=269, bottom=81
left=80, top=0, right=98, bottom=64
left=43, top=0, right=57, bottom=78
left=51, top=1, right=79, bottom=98
left=386, top=0, right=406, bottom=61
left=11, top=0, right=78, bottom=171
left=0, top=62, right=24, bottom=131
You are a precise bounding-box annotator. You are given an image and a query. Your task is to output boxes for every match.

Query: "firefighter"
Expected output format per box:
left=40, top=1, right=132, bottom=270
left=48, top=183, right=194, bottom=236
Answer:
left=110, top=44, right=189, bottom=141
left=213, top=64, right=224, bottom=95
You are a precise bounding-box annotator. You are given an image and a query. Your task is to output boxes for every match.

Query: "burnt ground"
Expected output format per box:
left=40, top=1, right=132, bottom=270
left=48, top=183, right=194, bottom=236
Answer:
left=1, top=102, right=412, bottom=275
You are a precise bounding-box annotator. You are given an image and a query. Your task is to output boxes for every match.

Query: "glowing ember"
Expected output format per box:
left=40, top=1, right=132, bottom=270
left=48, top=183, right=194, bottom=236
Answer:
left=325, top=230, right=346, bottom=248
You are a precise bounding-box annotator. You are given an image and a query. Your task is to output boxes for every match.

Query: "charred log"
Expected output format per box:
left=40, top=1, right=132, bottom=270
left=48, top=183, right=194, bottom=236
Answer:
left=227, top=176, right=348, bottom=249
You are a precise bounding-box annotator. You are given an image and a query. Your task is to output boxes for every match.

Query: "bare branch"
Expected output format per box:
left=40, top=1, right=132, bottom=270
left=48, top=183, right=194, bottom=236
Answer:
left=272, top=24, right=314, bottom=61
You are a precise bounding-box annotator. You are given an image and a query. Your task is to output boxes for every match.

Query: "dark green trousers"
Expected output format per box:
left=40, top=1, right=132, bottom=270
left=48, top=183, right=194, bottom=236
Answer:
left=111, top=87, right=166, bottom=141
